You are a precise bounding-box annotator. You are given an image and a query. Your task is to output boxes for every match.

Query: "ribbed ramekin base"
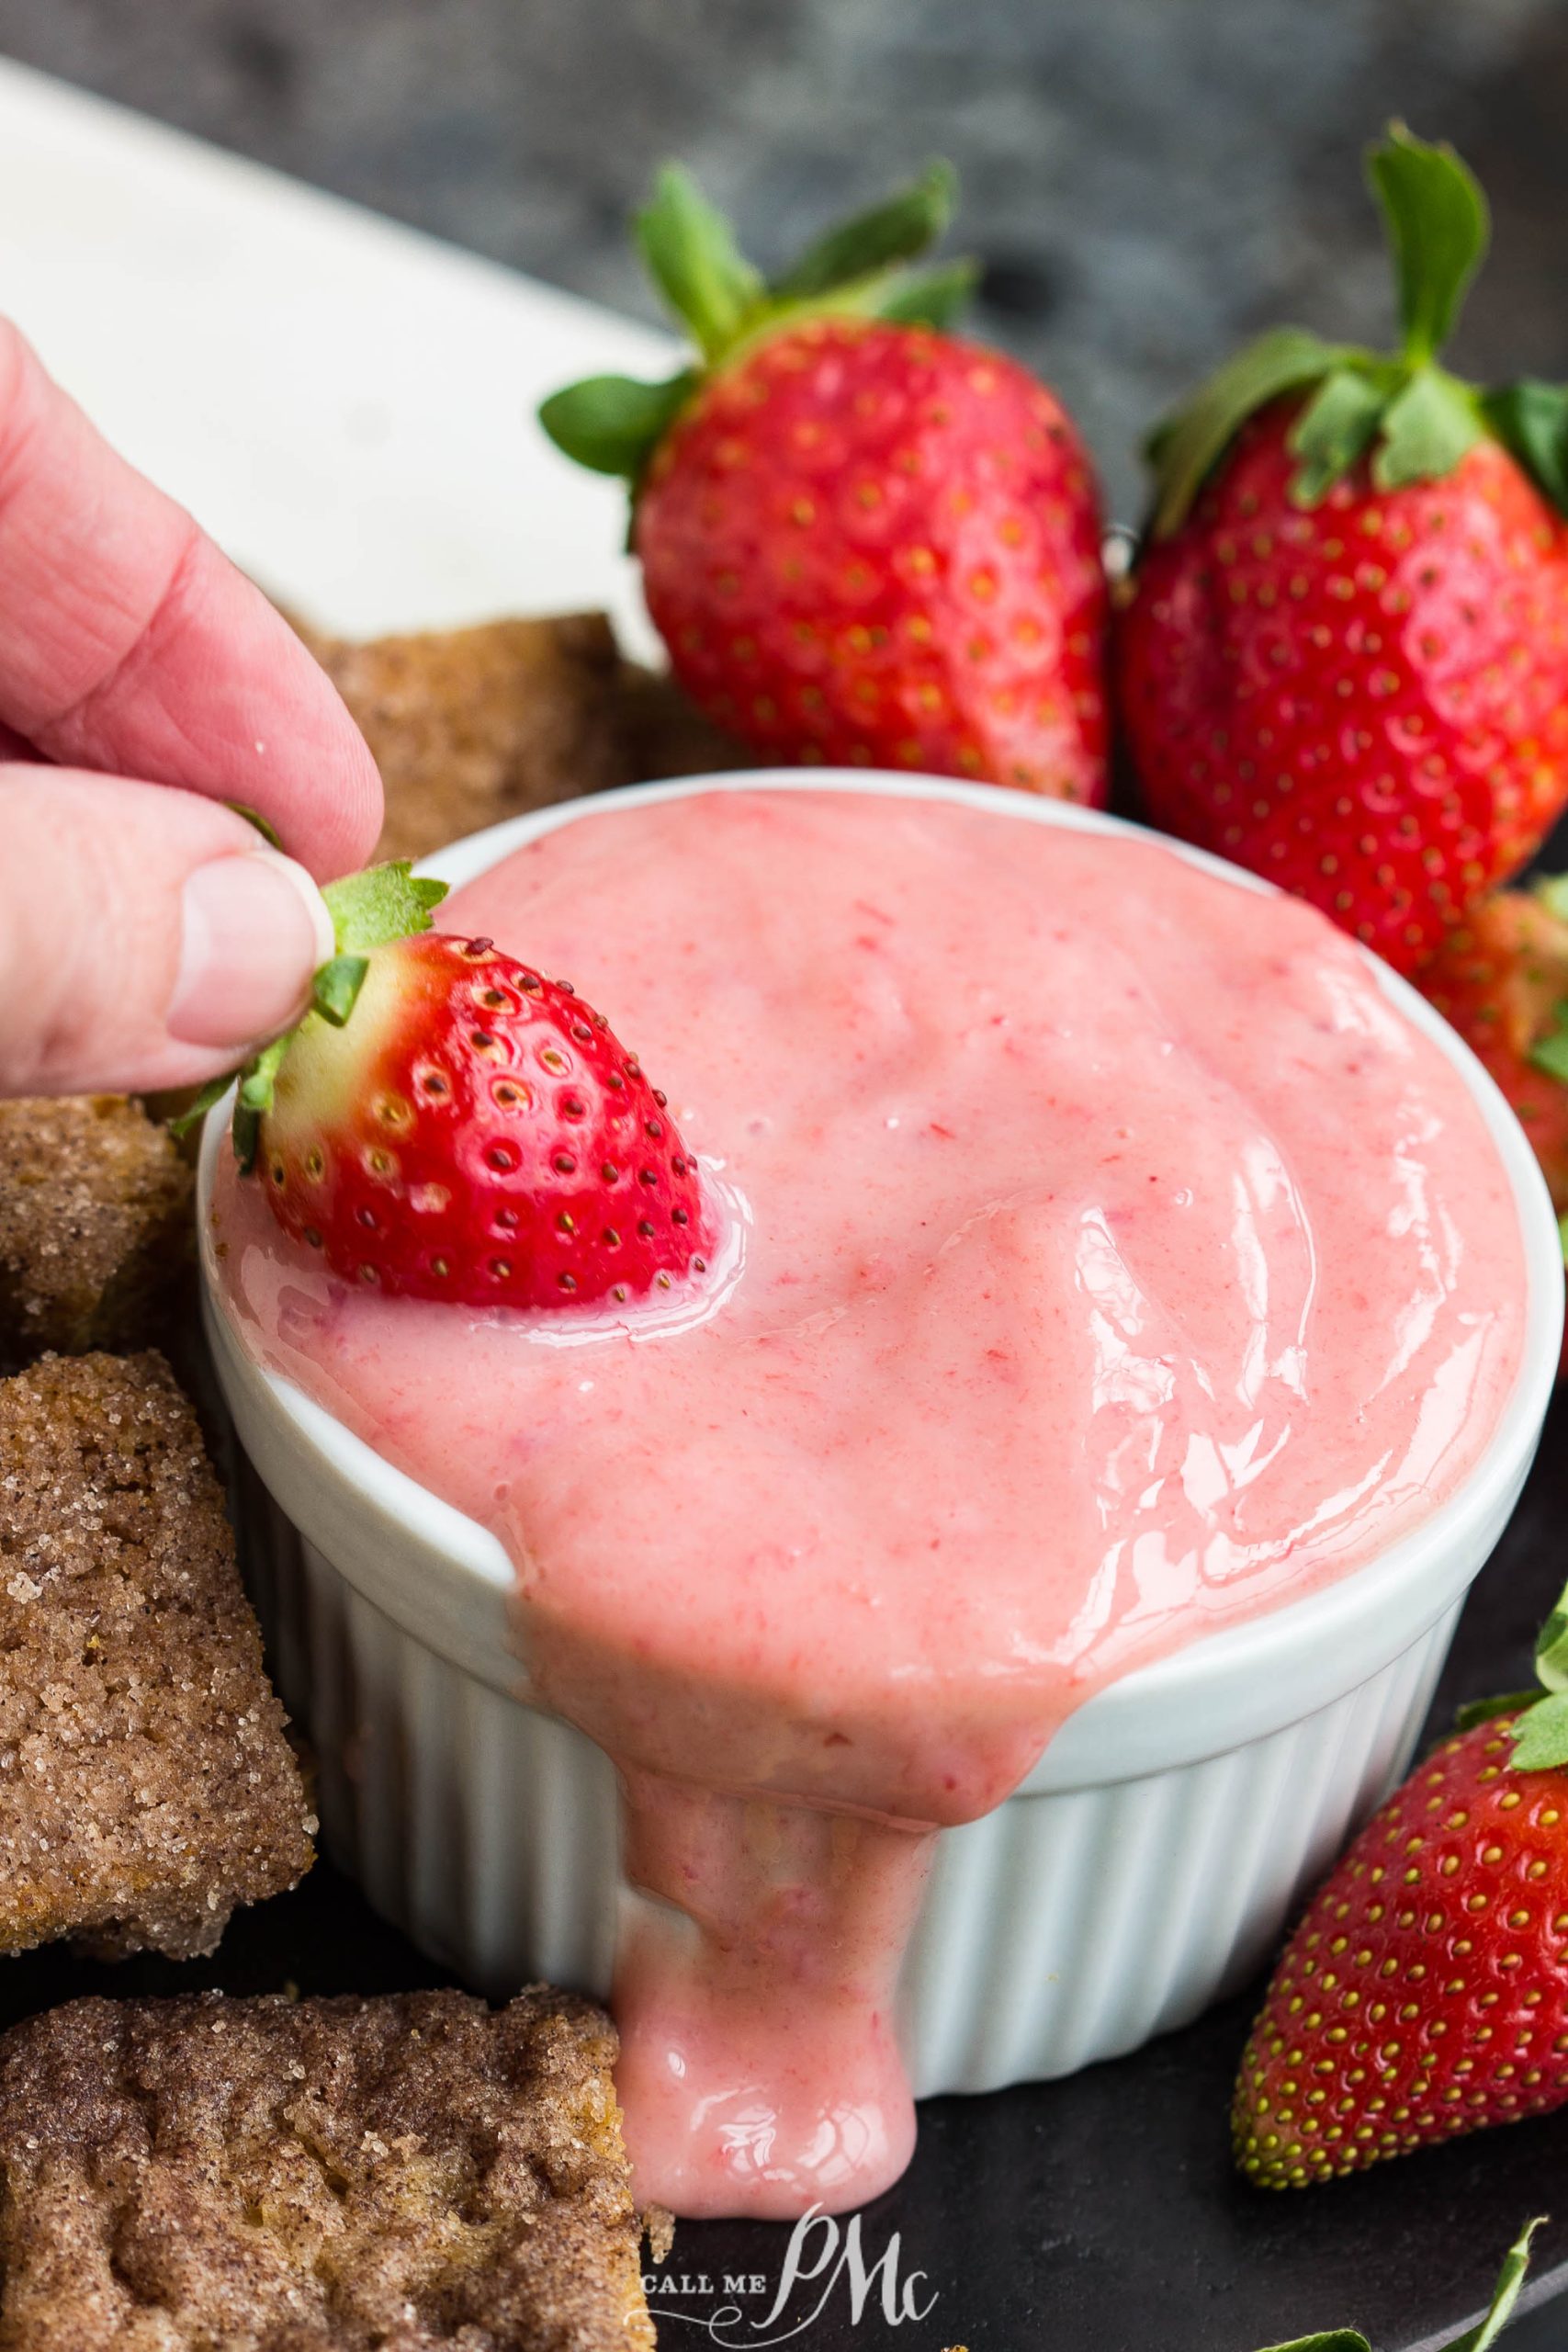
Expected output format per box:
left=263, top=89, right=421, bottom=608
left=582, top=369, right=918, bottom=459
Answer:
left=233, top=1454, right=1456, bottom=2100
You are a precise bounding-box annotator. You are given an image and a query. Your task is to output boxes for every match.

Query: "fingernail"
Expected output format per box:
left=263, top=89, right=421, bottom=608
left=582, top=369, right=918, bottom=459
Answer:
left=167, top=848, right=336, bottom=1049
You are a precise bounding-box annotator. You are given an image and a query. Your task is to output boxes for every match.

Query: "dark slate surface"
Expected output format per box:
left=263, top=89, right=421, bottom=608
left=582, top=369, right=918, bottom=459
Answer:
left=0, top=1377, right=1562, bottom=2351
left=6, top=0, right=1568, bottom=517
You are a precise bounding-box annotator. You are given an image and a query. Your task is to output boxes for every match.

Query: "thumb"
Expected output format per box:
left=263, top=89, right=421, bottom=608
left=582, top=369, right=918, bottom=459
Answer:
left=0, top=766, right=336, bottom=1095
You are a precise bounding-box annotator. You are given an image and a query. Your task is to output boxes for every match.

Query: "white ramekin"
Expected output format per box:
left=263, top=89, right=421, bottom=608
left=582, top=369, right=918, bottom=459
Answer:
left=200, top=772, right=1564, bottom=2100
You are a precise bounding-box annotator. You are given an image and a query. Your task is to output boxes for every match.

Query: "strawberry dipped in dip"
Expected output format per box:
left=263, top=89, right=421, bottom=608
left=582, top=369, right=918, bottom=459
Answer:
left=210, top=785, right=1528, bottom=2222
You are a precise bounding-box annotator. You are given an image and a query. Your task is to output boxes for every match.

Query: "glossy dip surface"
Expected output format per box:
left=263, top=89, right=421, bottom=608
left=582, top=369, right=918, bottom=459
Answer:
left=213, top=789, right=1527, bottom=2217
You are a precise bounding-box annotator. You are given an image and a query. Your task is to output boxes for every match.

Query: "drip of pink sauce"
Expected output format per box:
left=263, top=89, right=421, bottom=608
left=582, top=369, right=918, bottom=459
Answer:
left=212, top=789, right=1526, bottom=2219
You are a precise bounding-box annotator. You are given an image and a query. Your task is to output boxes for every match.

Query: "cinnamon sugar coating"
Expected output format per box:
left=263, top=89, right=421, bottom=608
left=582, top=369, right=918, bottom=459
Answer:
left=0, top=1351, right=314, bottom=1959
left=299, top=614, right=627, bottom=864
left=0, top=1988, right=654, bottom=2351
left=0, top=1098, right=192, bottom=1369
left=292, top=608, right=751, bottom=865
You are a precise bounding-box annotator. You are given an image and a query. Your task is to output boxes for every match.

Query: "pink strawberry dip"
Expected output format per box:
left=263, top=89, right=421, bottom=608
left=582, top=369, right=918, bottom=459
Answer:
left=211, top=786, right=1527, bottom=2221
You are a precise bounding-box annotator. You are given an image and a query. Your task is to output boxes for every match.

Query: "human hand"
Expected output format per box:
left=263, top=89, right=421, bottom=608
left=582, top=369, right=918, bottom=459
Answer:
left=0, top=317, right=383, bottom=1097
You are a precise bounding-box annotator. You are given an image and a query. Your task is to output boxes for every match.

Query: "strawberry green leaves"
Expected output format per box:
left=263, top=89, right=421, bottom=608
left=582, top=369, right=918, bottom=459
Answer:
left=1527, top=999, right=1568, bottom=1088
left=536, top=372, right=697, bottom=485
left=874, top=258, right=981, bottom=331
left=539, top=160, right=976, bottom=495
left=168, top=862, right=449, bottom=1171
left=1261, top=124, right=1491, bottom=508
left=298, top=865, right=448, bottom=1057
left=321, top=865, right=449, bottom=957
left=636, top=165, right=764, bottom=361
left=1507, top=1697, right=1568, bottom=1773
left=230, top=1035, right=291, bottom=1177
left=1447, top=2218, right=1546, bottom=2352
left=1532, top=1590, right=1568, bottom=1695
left=1145, top=124, right=1558, bottom=534
left=310, top=956, right=369, bottom=1029
left=1455, top=1690, right=1546, bottom=1732
left=1484, top=380, right=1568, bottom=514
left=768, top=161, right=957, bottom=306
left=1253, top=2334, right=1371, bottom=2352
left=1459, top=1567, right=1568, bottom=1774
left=1369, top=122, right=1490, bottom=369
left=167, top=1070, right=244, bottom=1142
left=1288, top=367, right=1389, bottom=504
left=773, top=165, right=977, bottom=332
left=1249, top=2218, right=1546, bottom=2352
left=1147, top=327, right=1350, bottom=537
left=1372, top=366, right=1483, bottom=490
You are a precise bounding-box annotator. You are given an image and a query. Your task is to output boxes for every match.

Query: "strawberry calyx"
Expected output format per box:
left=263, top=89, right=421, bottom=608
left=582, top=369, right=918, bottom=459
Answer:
left=1455, top=1568, right=1568, bottom=1769
left=537, top=161, right=977, bottom=494
left=1146, top=122, right=1568, bottom=537
left=1246, top=2217, right=1545, bottom=2352
left=169, top=861, right=448, bottom=1171
left=1524, top=875, right=1568, bottom=1097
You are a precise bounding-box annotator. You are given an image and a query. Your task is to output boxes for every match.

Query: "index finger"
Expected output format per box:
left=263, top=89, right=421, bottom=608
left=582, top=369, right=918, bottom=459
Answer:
left=0, top=318, right=382, bottom=879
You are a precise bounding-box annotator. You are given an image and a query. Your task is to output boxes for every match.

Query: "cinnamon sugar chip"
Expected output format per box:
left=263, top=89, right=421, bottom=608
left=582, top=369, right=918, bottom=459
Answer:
left=0, top=1097, right=192, bottom=1368
left=643, top=2203, right=676, bottom=2266
left=299, top=614, right=628, bottom=865
left=0, top=1351, right=313, bottom=1959
left=0, top=1987, right=654, bottom=2351
left=290, top=607, right=755, bottom=866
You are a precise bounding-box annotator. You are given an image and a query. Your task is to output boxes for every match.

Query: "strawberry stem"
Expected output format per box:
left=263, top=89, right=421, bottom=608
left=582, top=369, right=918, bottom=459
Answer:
left=539, top=161, right=976, bottom=494
left=1145, top=124, right=1509, bottom=535
left=635, top=164, right=765, bottom=363
left=1367, top=122, right=1489, bottom=370
left=1452, top=2216, right=1546, bottom=2352
left=1251, top=2328, right=1371, bottom=2350
left=166, top=861, right=449, bottom=1169
left=1246, top=2216, right=1545, bottom=2352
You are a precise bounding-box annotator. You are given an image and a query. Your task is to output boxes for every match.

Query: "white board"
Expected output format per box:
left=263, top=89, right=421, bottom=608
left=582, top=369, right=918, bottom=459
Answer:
left=0, top=55, right=668, bottom=655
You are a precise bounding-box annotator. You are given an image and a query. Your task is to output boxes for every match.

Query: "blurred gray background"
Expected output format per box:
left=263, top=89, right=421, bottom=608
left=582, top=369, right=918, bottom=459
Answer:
left=2, top=0, right=1564, bottom=516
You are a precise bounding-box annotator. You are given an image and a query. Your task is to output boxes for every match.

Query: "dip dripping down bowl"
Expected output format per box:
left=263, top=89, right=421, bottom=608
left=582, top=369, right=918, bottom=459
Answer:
left=200, top=771, right=1563, bottom=2119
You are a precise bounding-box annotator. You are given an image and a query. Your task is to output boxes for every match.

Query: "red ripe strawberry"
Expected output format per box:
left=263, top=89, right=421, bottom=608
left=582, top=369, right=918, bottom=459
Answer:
left=1419, top=878, right=1568, bottom=1215
left=541, top=164, right=1107, bottom=801
left=1420, top=878, right=1568, bottom=1376
left=179, top=865, right=713, bottom=1309
left=1234, top=1588, right=1568, bottom=2188
left=1116, top=125, right=1568, bottom=977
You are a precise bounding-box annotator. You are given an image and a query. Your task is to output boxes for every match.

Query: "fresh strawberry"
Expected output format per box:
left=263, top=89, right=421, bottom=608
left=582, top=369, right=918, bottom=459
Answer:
left=1418, top=877, right=1568, bottom=1376
left=541, top=164, right=1107, bottom=800
left=1234, top=1579, right=1568, bottom=2188
left=1419, top=878, right=1568, bottom=1216
left=1116, top=125, right=1568, bottom=976
left=178, top=864, right=713, bottom=1309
